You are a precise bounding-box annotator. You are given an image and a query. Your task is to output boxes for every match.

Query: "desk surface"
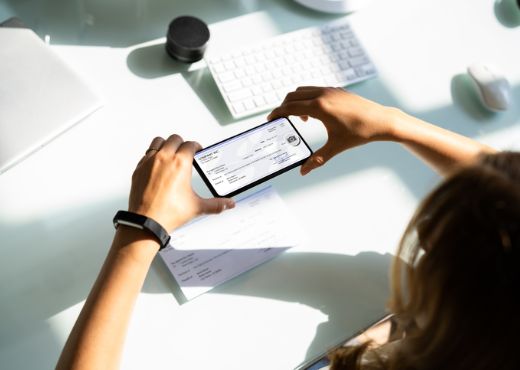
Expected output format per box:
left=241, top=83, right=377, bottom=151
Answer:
left=1, top=0, right=519, bottom=369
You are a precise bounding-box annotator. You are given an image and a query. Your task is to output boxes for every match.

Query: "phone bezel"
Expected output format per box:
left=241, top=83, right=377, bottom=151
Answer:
left=193, top=117, right=313, bottom=198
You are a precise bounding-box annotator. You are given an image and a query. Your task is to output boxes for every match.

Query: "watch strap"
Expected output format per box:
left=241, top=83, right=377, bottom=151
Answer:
left=113, top=210, right=171, bottom=250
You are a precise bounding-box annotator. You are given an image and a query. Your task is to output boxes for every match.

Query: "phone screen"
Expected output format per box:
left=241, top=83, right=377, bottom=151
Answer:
left=193, top=117, right=312, bottom=197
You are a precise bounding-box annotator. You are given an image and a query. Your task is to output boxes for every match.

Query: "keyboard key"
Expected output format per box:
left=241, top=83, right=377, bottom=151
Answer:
left=213, top=63, right=225, bottom=73
left=349, top=56, right=368, bottom=67
left=254, top=96, right=266, bottom=107
left=281, top=77, right=292, bottom=87
left=242, top=77, right=253, bottom=87
left=223, top=80, right=242, bottom=92
left=218, top=71, right=235, bottom=83
left=261, top=71, right=273, bottom=82
left=339, top=60, right=349, bottom=70
left=209, top=57, right=221, bottom=64
left=261, top=83, right=271, bottom=93
left=264, top=93, right=278, bottom=104
left=235, top=57, right=246, bottom=67
left=251, top=85, right=263, bottom=96
left=266, top=60, right=277, bottom=69
left=275, top=58, right=285, bottom=68
left=343, top=69, right=357, bottom=80
left=224, top=60, right=235, bottom=70
left=228, top=88, right=252, bottom=102
left=243, top=99, right=255, bottom=110
left=275, top=89, right=287, bottom=100
left=232, top=102, right=245, bottom=113
left=255, top=63, right=266, bottom=73
left=348, top=47, right=364, bottom=57
left=363, top=64, right=376, bottom=75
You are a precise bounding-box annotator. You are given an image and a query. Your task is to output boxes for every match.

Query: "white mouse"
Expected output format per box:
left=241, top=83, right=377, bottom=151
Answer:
left=467, top=63, right=511, bottom=111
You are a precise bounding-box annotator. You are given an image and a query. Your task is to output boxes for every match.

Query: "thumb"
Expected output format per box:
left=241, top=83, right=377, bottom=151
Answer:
left=199, top=197, right=235, bottom=215
left=301, top=145, right=336, bottom=176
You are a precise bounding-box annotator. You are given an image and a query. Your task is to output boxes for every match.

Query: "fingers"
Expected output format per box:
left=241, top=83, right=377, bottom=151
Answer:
left=137, top=136, right=166, bottom=167
left=176, top=141, right=203, bottom=158
left=160, top=134, right=184, bottom=157
left=301, top=145, right=336, bottom=176
left=199, top=197, right=236, bottom=215
left=136, top=135, right=201, bottom=170
left=295, top=86, right=320, bottom=91
left=147, top=137, right=166, bottom=155
left=282, top=89, right=321, bottom=103
left=300, top=135, right=367, bottom=176
left=268, top=86, right=330, bottom=120
left=268, top=100, right=316, bottom=121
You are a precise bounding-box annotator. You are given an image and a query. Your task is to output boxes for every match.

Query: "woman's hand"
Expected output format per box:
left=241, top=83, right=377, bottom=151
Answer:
left=268, top=87, right=399, bottom=175
left=128, top=134, right=235, bottom=232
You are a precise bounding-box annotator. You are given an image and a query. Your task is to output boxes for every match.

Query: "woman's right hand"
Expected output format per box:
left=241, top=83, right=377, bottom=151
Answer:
left=268, top=87, right=399, bottom=175
left=129, top=134, right=235, bottom=233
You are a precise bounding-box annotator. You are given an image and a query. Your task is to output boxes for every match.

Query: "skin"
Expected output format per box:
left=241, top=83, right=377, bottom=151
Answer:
left=56, top=135, right=235, bottom=370
left=56, top=87, right=495, bottom=370
left=268, top=87, right=495, bottom=176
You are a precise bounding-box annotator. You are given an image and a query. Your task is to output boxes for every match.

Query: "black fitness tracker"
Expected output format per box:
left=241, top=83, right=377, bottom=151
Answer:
left=113, top=210, right=171, bottom=250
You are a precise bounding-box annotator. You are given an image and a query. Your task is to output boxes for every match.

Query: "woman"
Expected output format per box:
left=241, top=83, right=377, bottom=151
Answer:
left=56, top=87, right=519, bottom=370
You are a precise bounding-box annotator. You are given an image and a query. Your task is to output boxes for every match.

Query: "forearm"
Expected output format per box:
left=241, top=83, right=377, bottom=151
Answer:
left=56, top=227, right=159, bottom=370
left=388, top=109, right=496, bottom=176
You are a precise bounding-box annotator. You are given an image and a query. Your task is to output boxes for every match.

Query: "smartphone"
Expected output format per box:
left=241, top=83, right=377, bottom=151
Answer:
left=193, top=117, right=313, bottom=198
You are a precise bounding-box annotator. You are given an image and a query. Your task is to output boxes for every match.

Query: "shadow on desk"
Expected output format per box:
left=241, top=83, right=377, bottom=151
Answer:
left=149, top=250, right=392, bottom=364
left=2, top=0, right=334, bottom=48
left=127, top=42, right=240, bottom=126
left=0, top=193, right=390, bottom=369
left=0, top=197, right=125, bottom=369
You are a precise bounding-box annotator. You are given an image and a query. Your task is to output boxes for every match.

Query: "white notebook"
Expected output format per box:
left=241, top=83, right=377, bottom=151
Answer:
left=0, top=28, right=102, bottom=174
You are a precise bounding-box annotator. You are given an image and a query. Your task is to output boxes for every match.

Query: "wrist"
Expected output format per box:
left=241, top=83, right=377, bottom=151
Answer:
left=385, top=107, right=415, bottom=144
left=112, top=226, right=161, bottom=262
left=128, top=207, right=183, bottom=233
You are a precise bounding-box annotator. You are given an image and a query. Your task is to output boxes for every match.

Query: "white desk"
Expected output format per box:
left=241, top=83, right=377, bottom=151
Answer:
left=1, top=0, right=519, bottom=369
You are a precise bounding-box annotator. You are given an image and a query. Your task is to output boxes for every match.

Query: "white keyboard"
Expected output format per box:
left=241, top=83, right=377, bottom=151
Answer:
left=206, top=19, right=377, bottom=119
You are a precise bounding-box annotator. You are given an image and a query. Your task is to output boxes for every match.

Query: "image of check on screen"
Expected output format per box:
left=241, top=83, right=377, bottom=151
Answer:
left=194, top=117, right=312, bottom=197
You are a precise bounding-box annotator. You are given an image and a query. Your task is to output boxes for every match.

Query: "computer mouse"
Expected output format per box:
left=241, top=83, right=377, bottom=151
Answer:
left=467, top=63, right=511, bottom=111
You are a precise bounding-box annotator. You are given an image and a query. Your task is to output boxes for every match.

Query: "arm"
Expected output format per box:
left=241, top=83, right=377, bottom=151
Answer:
left=391, top=110, right=495, bottom=175
left=268, top=87, right=496, bottom=176
left=56, top=135, right=234, bottom=370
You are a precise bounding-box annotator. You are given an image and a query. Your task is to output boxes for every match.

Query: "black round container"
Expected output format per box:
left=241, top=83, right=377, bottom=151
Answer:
left=166, top=16, right=210, bottom=63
